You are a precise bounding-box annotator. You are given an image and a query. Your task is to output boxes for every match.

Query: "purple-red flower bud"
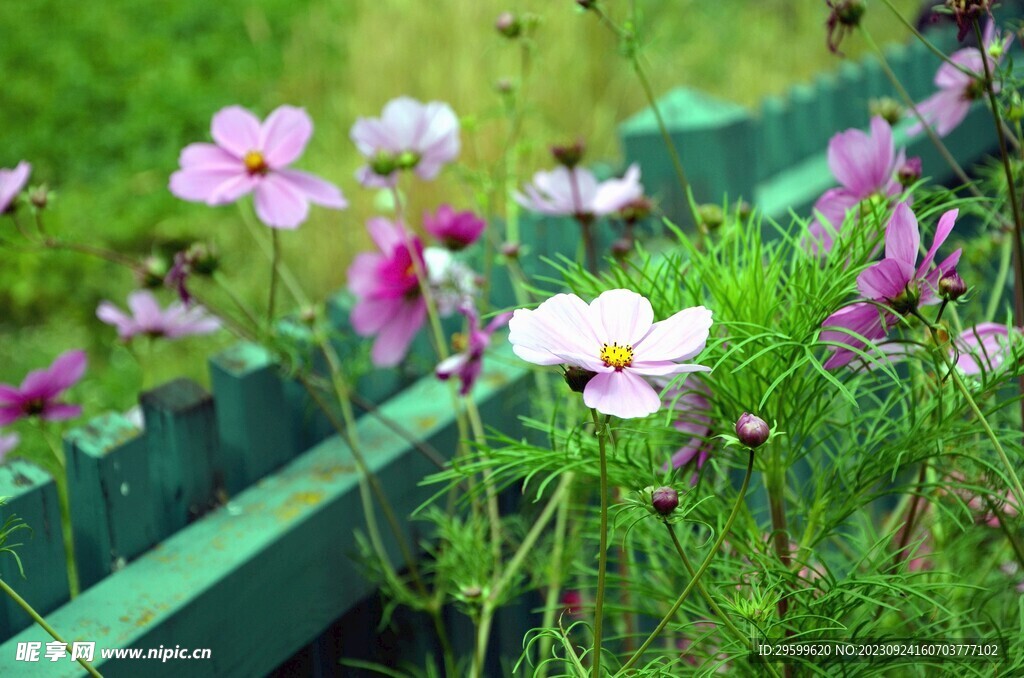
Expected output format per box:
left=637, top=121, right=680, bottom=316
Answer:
left=652, top=486, right=679, bottom=515
left=551, top=139, right=586, bottom=169
left=735, top=413, right=770, bottom=449
left=423, top=205, right=486, bottom=250
left=500, top=241, right=520, bottom=259
left=898, top=157, right=922, bottom=187
left=939, top=270, right=967, bottom=301
left=610, top=237, right=633, bottom=260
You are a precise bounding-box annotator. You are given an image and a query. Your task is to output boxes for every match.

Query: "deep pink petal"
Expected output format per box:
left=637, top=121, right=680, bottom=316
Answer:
left=0, top=386, right=21, bottom=405
left=210, top=106, right=261, bottom=158
left=918, top=208, right=959, bottom=277
left=40, top=403, right=82, bottom=422
left=253, top=174, right=309, bottom=229
left=589, top=289, right=653, bottom=346
left=276, top=169, right=347, bottom=209
left=858, top=258, right=913, bottom=301
left=21, top=350, right=87, bottom=399
left=635, top=306, right=713, bottom=362
left=827, top=117, right=893, bottom=195
left=371, top=300, right=427, bottom=367
left=0, top=408, right=23, bottom=426
left=347, top=252, right=385, bottom=298
left=821, top=303, right=889, bottom=369
left=884, top=202, right=920, bottom=269
left=260, top=106, right=313, bottom=168
left=583, top=370, right=661, bottom=419
left=351, top=297, right=404, bottom=336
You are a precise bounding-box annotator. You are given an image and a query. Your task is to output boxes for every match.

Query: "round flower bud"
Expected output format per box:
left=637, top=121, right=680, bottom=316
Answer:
left=551, top=140, right=586, bottom=169
left=563, top=365, right=597, bottom=393
left=500, top=241, right=520, bottom=259
left=697, top=204, right=724, bottom=231
left=186, top=241, right=220, bottom=276
left=610, top=237, right=633, bottom=260
left=137, top=254, right=170, bottom=289
left=29, top=184, right=51, bottom=210
left=735, top=413, right=770, bottom=449
left=897, top=157, right=922, bottom=188
left=835, top=0, right=866, bottom=26
left=495, top=12, right=521, bottom=38
left=652, top=486, right=679, bottom=516
left=495, top=77, right=514, bottom=94
left=619, top=197, right=653, bottom=224
left=869, top=97, right=904, bottom=126
left=938, top=270, right=966, bottom=301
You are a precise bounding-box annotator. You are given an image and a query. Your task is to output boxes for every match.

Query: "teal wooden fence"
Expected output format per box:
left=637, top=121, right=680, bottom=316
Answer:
left=0, top=27, right=1013, bottom=676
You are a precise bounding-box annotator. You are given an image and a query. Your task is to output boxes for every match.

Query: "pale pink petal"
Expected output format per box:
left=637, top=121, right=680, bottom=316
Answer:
left=593, top=164, right=644, bottom=215
left=260, top=106, right=313, bottom=168
left=350, top=117, right=398, bottom=156
left=0, top=161, right=31, bottom=211
left=589, top=289, right=654, bottom=346
left=96, top=302, right=136, bottom=338
left=635, top=306, right=713, bottom=362
left=857, top=258, right=913, bottom=301
left=436, top=353, right=469, bottom=380
left=276, top=169, right=347, bottom=209
left=179, top=143, right=239, bottom=169
left=206, top=173, right=258, bottom=205
left=828, top=117, right=893, bottom=195
left=347, top=252, right=385, bottom=298
left=821, top=303, right=889, bottom=369
left=629, top=362, right=712, bottom=377
left=884, top=202, right=920, bottom=269
left=583, top=370, right=661, bottom=419
left=170, top=167, right=248, bottom=203
left=508, top=294, right=602, bottom=367
left=351, top=297, right=403, bottom=336
left=126, top=290, right=163, bottom=328
left=211, top=106, right=261, bottom=158
left=366, top=217, right=408, bottom=253
left=253, top=174, right=309, bottom=229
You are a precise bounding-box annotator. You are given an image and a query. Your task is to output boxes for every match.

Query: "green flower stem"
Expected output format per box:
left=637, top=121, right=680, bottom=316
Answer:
left=619, top=448, right=756, bottom=674
left=877, top=0, right=979, bottom=77
left=590, top=409, right=611, bottom=678
left=238, top=204, right=308, bottom=306
left=537, top=473, right=574, bottom=678
left=0, top=578, right=102, bottom=678
left=267, top=228, right=279, bottom=324
left=38, top=424, right=79, bottom=598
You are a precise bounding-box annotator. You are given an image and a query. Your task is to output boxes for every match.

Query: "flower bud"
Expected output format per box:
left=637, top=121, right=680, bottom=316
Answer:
left=369, top=152, right=397, bottom=176
left=889, top=281, right=921, bottom=315
left=735, top=413, right=770, bottom=449
left=495, top=77, right=514, bottom=94
left=938, top=270, right=966, bottom=301
left=619, top=197, right=653, bottom=224
left=610, top=237, right=633, bottom=260
left=897, top=157, right=922, bottom=188
left=137, top=254, right=170, bottom=289
left=652, top=486, right=679, bottom=515
left=500, top=241, right=520, bottom=259
left=495, top=12, right=521, bottom=38
left=834, top=0, right=866, bottom=26
left=563, top=365, right=597, bottom=393
left=869, top=97, right=904, bottom=126
left=29, top=184, right=51, bottom=210
left=734, top=199, right=752, bottom=221
left=186, top=241, right=220, bottom=276
left=697, top=204, right=724, bottom=231
left=551, top=139, right=586, bottom=169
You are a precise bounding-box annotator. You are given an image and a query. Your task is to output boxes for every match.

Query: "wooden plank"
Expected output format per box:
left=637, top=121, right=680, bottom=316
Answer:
left=755, top=95, right=788, bottom=182
left=139, top=379, right=219, bottom=537
left=0, top=461, right=69, bottom=640
left=0, top=343, right=529, bottom=676
left=65, top=413, right=155, bottom=591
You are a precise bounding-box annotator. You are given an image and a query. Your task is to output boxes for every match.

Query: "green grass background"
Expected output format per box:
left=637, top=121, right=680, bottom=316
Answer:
left=0, top=0, right=920, bottom=427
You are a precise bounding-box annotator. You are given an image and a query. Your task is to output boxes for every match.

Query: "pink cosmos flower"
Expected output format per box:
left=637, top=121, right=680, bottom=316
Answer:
left=663, top=379, right=713, bottom=485
left=424, top=205, right=486, bottom=250
left=515, top=164, right=643, bottom=219
left=953, top=323, right=1019, bottom=375
left=0, top=350, right=87, bottom=425
left=436, top=305, right=512, bottom=396
left=350, top=97, right=461, bottom=188
left=908, top=24, right=1011, bottom=138
left=0, top=431, right=18, bottom=463
left=0, top=161, right=31, bottom=213
left=347, top=218, right=429, bottom=367
left=821, top=203, right=960, bottom=369
left=806, top=117, right=905, bottom=253
left=508, top=289, right=713, bottom=419
left=170, top=105, right=347, bottom=229
left=97, top=290, right=221, bottom=341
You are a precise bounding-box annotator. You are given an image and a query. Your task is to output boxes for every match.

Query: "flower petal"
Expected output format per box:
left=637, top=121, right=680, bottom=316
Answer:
left=857, top=258, right=913, bottom=301
left=211, top=105, right=261, bottom=158
left=507, top=294, right=601, bottom=367
left=371, top=300, right=427, bottom=367
left=884, top=202, right=920, bottom=269
left=918, top=208, right=959, bottom=277
left=635, top=306, right=713, bottom=362
left=21, top=350, right=87, bottom=399
left=276, top=169, right=347, bottom=209
left=583, top=370, right=661, bottom=419
left=253, top=174, right=309, bottom=229
left=40, top=403, right=83, bottom=422
left=589, top=289, right=653, bottom=346
left=169, top=167, right=249, bottom=204
left=260, top=105, right=313, bottom=168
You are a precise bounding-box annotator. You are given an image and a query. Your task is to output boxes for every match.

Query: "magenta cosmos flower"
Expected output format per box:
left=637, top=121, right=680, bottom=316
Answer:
left=821, top=203, right=960, bottom=369
left=97, top=290, right=221, bottom=341
left=436, top=305, right=512, bottom=395
left=908, top=24, right=1012, bottom=138
left=350, top=97, right=461, bottom=188
left=806, top=117, right=905, bottom=254
left=424, top=204, right=486, bottom=250
left=0, top=350, right=87, bottom=425
left=953, top=323, right=1019, bottom=375
left=515, top=164, right=643, bottom=219
left=0, top=161, right=31, bottom=213
left=170, top=105, right=347, bottom=229
left=508, top=289, right=713, bottom=419
left=347, top=218, right=429, bottom=367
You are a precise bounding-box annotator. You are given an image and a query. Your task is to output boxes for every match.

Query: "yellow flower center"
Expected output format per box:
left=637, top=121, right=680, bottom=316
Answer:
left=243, top=150, right=268, bottom=175
left=600, top=342, right=634, bottom=370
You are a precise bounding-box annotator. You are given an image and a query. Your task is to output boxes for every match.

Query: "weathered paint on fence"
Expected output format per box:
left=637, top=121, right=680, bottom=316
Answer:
left=0, top=342, right=530, bottom=676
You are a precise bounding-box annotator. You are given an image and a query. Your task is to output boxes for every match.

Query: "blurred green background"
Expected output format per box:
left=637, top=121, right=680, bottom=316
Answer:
left=0, top=0, right=920, bottom=430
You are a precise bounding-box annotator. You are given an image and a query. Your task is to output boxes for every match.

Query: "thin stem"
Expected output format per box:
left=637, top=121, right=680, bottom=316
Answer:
left=620, top=449, right=756, bottom=674
left=591, top=409, right=611, bottom=678
left=877, top=0, right=980, bottom=77
left=0, top=578, right=103, bottom=677
left=38, top=424, right=79, bottom=598
left=431, top=608, right=457, bottom=678
left=268, top=229, right=280, bottom=323
left=890, top=462, right=929, bottom=571
left=537, top=473, right=574, bottom=678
